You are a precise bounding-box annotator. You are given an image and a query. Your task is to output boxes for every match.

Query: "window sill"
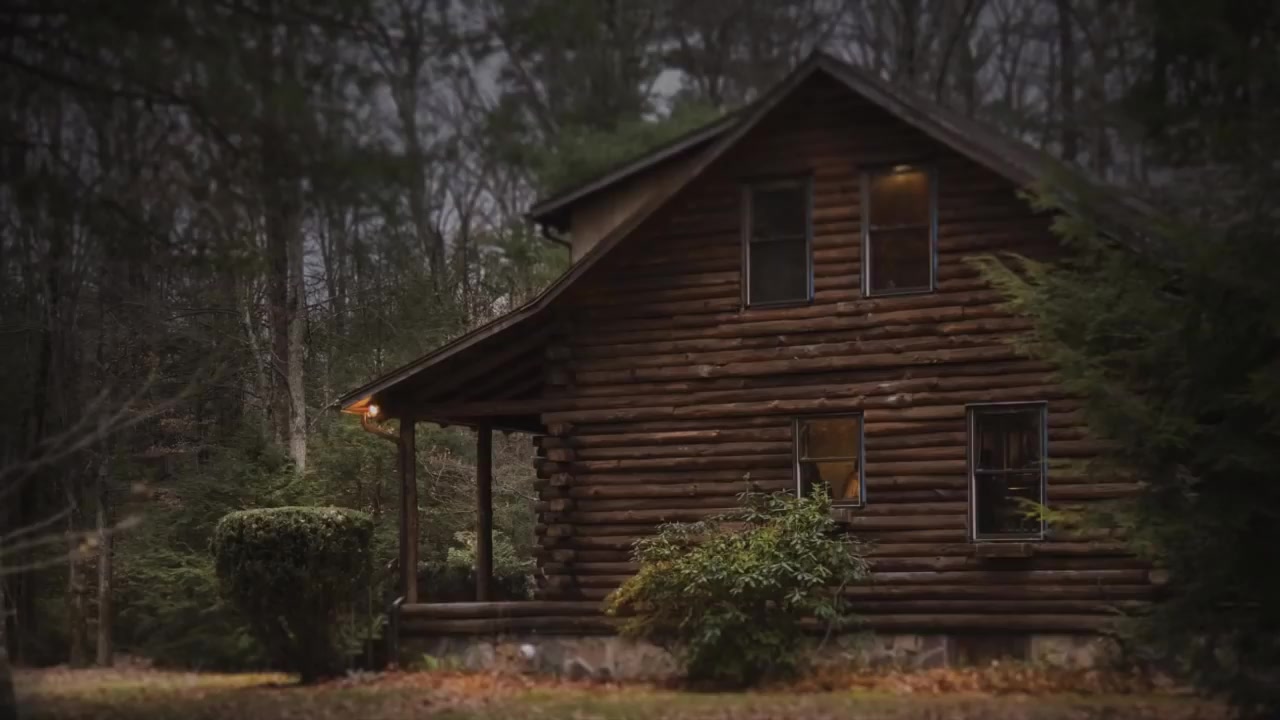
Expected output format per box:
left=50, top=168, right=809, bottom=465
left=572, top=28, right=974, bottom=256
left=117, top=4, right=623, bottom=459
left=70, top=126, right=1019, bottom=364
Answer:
left=864, top=286, right=936, bottom=299
left=973, top=542, right=1036, bottom=559
left=744, top=298, right=813, bottom=311
left=828, top=506, right=862, bottom=523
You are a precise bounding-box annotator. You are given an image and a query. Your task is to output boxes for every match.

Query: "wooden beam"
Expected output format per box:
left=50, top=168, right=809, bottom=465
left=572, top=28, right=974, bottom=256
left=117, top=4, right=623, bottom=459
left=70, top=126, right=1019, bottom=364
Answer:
left=416, top=397, right=551, bottom=417
left=400, top=414, right=419, bottom=603
left=400, top=615, right=619, bottom=636
left=400, top=601, right=600, bottom=619
left=476, top=423, right=494, bottom=602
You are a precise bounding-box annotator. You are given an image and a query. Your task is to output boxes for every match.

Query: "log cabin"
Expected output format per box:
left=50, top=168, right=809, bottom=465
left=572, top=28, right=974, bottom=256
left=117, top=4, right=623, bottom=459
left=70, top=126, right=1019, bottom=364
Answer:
left=338, top=51, right=1158, bottom=668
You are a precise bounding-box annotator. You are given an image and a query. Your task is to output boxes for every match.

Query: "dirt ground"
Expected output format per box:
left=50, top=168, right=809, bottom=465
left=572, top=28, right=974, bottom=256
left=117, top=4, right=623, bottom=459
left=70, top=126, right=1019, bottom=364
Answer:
left=12, top=666, right=1226, bottom=720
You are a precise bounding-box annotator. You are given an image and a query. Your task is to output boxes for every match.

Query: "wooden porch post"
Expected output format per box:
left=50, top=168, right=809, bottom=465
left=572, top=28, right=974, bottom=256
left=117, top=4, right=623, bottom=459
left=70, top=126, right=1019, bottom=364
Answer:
left=476, top=423, right=493, bottom=601
left=399, top=413, right=419, bottom=603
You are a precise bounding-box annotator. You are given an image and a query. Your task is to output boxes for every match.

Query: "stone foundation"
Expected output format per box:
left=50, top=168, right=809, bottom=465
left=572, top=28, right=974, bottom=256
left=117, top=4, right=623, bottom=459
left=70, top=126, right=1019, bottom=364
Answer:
left=405, top=635, right=678, bottom=680
left=402, top=632, right=1117, bottom=680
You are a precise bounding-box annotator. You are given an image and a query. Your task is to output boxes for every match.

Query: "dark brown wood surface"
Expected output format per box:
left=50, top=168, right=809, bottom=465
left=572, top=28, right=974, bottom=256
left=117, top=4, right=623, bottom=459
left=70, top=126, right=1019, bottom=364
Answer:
left=517, top=72, right=1150, bottom=633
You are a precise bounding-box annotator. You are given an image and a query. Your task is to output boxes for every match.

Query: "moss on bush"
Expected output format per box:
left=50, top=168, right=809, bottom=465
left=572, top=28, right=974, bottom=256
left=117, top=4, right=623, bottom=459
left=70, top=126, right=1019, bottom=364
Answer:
left=211, top=507, right=373, bottom=682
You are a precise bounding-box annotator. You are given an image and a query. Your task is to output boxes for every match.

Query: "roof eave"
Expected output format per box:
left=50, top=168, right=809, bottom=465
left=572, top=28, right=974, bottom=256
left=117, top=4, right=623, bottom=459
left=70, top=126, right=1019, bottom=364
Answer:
left=525, top=113, right=740, bottom=227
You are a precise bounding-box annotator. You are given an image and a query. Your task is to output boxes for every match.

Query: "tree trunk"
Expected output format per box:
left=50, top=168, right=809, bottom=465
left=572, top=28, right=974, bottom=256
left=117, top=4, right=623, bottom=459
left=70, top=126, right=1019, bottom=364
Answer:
left=403, top=102, right=444, bottom=287
left=260, top=14, right=307, bottom=473
left=260, top=4, right=293, bottom=457
left=1056, top=0, right=1078, bottom=162
left=388, top=11, right=444, bottom=287
left=286, top=201, right=307, bottom=474
left=1, top=532, right=15, bottom=720
left=240, top=287, right=272, bottom=440
left=0, top=579, right=14, bottom=720
left=66, top=516, right=88, bottom=668
left=95, top=462, right=112, bottom=667
left=267, top=207, right=290, bottom=449
left=897, top=0, right=921, bottom=85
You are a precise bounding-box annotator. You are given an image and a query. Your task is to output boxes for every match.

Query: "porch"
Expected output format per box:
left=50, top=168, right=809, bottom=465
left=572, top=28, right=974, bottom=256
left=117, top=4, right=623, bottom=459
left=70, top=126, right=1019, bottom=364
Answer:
left=338, top=308, right=565, bottom=616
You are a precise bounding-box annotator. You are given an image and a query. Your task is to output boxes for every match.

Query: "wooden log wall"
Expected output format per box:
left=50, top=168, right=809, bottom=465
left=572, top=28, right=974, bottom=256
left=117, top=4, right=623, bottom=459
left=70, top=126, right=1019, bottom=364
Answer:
left=528, top=73, right=1155, bottom=633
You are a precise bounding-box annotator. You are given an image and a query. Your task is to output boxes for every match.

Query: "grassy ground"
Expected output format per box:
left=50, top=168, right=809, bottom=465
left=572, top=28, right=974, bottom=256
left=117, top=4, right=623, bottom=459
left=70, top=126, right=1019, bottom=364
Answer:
left=13, top=667, right=1226, bottom=720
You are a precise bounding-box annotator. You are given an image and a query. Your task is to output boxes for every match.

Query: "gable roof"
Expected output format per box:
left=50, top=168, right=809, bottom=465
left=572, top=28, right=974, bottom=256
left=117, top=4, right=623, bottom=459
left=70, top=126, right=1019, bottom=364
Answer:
left=530, top=52, right=1156, bottom=237
left=338, top=50, right=1156, bottom=421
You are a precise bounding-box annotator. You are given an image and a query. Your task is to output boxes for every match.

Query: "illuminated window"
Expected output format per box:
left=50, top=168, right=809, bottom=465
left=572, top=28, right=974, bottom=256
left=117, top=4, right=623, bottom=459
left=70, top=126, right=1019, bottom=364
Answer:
left=743, top=178, right=811, bottom=306
left=863, top=165, right=936, bottom=296
left=969, top=403, right=1047, bottom=540
left=795, top=414, right=863, bottom=506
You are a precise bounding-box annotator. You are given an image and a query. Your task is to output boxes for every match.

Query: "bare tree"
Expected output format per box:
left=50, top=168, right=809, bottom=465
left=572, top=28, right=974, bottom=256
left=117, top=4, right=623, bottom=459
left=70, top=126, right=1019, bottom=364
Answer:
left=1056, top=0, right=1078, bottom=161
left=664, top=0, right=841, bottom=108
left=94, top=458, right=111, bottom=667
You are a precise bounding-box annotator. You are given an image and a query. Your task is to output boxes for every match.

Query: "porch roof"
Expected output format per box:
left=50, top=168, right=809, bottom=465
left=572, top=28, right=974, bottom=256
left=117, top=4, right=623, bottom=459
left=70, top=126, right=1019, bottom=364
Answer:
left=336, top=310, right=553, bottom=432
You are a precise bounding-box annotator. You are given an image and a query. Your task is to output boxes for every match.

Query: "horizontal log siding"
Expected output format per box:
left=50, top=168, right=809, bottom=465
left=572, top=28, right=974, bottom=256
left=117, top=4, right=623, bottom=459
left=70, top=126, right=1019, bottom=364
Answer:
left=530, top=73, right=1148, bottom=633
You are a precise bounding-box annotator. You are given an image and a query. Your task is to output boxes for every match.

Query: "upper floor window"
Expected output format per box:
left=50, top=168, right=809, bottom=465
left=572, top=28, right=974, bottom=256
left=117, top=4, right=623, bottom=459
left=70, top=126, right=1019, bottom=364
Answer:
left=863, top=165, right=936, bottom=296
left=743, top=178, right=812, bottom=306
left=795, top=414, right=863, bottom=506
left=969, top=403, right=1047, bottom=540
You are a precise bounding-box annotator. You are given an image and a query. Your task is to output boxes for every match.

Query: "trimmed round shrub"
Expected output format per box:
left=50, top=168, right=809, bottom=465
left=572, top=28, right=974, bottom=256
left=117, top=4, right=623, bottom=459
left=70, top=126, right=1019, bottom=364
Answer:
left=211, top=507, right=373, bottom=682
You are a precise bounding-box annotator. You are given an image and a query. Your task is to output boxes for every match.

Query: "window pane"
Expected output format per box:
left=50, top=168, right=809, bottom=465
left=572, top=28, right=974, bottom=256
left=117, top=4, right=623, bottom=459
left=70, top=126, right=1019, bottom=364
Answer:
left=800, top=460, right=861, bottom=503
left=971, top=405, right=1046, bottom=538
left=869, top=168, right=930, bottom=228
left=749, top=238, right=807, bottom=304
left=797, top=416, right=861, bottom=504
left=975, top=410, right=1042, bottom=471
left=799, top=416, right=860, bottom=459
left=868, top=227, right=931, bottom=293
left=975, top=471, right=1042, bottom=536
left=751, top=185, right=807, bottom=239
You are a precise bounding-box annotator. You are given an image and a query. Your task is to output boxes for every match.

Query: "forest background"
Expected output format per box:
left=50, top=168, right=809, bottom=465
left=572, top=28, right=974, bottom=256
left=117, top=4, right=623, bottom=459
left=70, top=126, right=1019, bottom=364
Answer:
left=1, top=0, right=1274, bottom=675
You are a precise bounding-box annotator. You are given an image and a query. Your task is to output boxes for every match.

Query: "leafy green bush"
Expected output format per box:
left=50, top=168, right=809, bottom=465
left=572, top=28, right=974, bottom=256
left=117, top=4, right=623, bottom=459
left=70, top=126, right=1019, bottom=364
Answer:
left=419, top=530, right=534, bottom=602
left=211, top=507, right=373, bottom=682
left=606, top=491, right=869, bottom=686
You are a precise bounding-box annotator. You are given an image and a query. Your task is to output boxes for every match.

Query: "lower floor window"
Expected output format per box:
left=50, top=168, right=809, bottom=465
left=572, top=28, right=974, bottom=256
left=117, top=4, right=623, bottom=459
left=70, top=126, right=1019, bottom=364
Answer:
left=969, top=403, right=1047, bottom=540
left=795, top=414, right=863, bottom=505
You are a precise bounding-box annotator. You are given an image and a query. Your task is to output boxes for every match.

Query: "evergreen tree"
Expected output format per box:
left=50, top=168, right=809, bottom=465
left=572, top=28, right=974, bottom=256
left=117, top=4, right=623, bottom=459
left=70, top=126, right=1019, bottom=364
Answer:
left=977, top=4, right=1280, bottom=712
